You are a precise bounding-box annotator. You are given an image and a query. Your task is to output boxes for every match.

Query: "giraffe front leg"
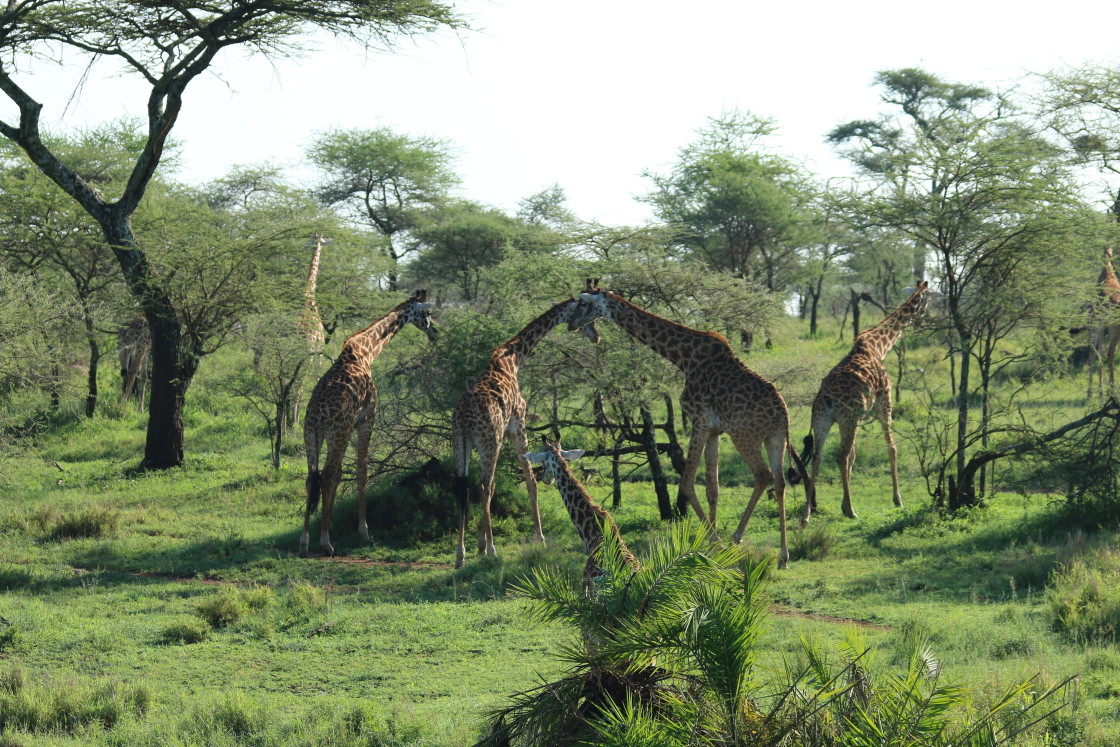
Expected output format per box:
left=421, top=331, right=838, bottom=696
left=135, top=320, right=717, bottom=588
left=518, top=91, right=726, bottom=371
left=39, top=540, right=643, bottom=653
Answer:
left=704, top=433, right=720, bottom=528
left=318, top=452, right=344, bottom=556
left=354, top=418, right=374, bottom=544
left=678, top=425, right=715, bottom=540
left=511, top=425, right=545, bottom=545
left=477, top=449, right=500, bottom=558
left=836, top=425, right=858, bottom=519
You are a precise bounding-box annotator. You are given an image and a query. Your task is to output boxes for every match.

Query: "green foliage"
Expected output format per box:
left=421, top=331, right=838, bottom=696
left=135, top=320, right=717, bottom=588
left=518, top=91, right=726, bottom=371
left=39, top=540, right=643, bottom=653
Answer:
left=1048, top=544, right=1120, bottom=642
left=45, top=505, right=121, bottom=540
left=0, top=666, right=150, bottom=734
left=160, top=618, right=210, bottom=645
left=194, top=585, right=272, bottom=629
left=788, top=521, right=836, bottom=561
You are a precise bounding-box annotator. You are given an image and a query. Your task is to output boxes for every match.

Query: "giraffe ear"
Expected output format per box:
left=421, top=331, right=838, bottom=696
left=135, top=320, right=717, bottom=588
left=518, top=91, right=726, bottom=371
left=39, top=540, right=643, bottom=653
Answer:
left=522, top=452, right=547, bottom=464
left=415, top=302, right=433, bottom=311
left=579, top=292, right=596, bottom=302
left=559, top=449, right=585, bottom=461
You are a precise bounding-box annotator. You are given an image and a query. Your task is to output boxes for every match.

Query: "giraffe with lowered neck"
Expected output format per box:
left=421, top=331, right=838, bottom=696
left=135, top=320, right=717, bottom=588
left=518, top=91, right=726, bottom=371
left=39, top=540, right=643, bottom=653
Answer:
left=300, top=290, right=437, bottom=557
left=523, top=437, right=639, bottom=595
left=452, top=299, right=599, bottom=568
left=291, top=234, right=328, bottom=429
left=789, top=281, right=929, bottom=523
left=1088, top=247, right=1120, bottom=398
left=566, top=282, right=809, bottom=568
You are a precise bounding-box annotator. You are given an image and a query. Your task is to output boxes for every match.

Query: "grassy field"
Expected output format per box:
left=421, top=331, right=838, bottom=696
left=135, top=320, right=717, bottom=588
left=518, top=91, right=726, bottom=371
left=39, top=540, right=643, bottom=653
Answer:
left=0, top=326, right=1115, bottom=745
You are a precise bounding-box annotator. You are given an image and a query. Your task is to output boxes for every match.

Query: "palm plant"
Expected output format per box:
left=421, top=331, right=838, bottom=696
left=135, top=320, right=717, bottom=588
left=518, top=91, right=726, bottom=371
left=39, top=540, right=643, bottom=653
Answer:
left=478, top=523, right=1076, bottom=746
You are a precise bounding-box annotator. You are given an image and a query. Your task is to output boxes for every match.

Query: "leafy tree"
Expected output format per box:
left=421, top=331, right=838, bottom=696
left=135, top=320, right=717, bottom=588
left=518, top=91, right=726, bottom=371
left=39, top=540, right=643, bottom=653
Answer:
left=641, top=109, right=816, bottom=288
left=0, top=0, right=462, bottom=468
left=0, top=139, right=120, bottom=417
left=831, top=68, right=1086, bottom=508
left=410, top=201, right=530, bottom=301
left=307, top=126, right=459, bottom=291
left=0, top=267, right=74, bottom=441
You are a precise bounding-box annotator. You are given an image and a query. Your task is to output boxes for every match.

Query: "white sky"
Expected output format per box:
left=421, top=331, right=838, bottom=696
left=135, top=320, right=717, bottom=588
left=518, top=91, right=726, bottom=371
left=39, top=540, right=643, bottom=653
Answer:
left=8, top=0, right=1120, bottom=225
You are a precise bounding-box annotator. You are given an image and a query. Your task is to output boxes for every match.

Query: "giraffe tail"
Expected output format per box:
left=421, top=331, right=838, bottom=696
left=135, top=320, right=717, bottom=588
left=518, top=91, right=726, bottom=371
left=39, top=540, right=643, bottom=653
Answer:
left=305, top=469, right=322, bottom=515
left=454, top=475, right=471, bottom=517
left=786, top=433, right=813, bottom=486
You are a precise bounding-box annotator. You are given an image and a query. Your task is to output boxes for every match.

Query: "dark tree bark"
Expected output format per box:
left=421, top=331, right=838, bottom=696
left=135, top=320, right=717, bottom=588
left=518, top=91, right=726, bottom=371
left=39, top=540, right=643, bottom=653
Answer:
left=641, top=406, right=674, bottom=521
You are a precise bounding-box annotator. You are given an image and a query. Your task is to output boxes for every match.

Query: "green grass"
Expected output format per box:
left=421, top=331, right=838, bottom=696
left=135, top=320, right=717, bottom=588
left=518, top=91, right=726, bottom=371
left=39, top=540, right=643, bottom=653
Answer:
left=0, top=329, right=1116, bottom=744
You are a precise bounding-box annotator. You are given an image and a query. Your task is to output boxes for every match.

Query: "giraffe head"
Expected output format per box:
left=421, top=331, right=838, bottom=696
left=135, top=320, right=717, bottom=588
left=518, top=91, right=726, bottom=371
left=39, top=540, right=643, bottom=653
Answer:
left=403, top=289, right=439, bottom=340
left=560, top=297, right=601, bottom=344
left=566, top=278, right=610, bottom=333
left=522, top=436, right=585, bottom=485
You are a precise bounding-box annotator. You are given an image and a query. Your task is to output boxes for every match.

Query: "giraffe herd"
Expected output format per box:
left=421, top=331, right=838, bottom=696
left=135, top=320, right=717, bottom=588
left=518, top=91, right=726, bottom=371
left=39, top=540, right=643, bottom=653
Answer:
left=292, top=276, right=936, bottom=581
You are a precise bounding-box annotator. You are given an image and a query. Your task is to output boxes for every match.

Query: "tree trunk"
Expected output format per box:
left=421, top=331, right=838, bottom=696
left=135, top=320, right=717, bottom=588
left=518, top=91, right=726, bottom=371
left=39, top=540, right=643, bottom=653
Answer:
left=641, top=406, right=674, bottom=520
left=850, top=288, right=862, bottom=341
left=86, top=331, right=99, bottom=418
left=103, top=216, right=196, bottom=469
left=953, top=324, right=973, bottom=509
left=611, top=434, right=624, bottom=509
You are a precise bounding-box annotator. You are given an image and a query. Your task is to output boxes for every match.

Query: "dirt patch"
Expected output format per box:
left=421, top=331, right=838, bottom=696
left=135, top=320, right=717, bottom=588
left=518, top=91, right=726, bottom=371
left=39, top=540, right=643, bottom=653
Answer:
left=771, top=605, right=891, bottom=631
left=309, top=555, right=455, bottom=571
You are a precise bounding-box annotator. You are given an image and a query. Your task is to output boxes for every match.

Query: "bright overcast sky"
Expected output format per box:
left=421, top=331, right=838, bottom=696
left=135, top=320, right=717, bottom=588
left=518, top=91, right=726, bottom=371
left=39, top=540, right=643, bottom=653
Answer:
left=10, top=0, right=1120, bottom=225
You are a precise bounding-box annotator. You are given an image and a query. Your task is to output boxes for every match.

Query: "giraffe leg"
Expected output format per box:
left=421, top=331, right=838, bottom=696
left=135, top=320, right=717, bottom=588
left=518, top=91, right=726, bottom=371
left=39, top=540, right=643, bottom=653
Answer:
left=677, top=424, right=715, bottom=539
left=317, top=441, right=346, bottom=556
left=836, top=422, right=859, bottom=519
left=300, top=432, right=323, bottom=558
left=728, top=433, right=778, bottom=563
left=802, top=405, right=833, bottom=526
left=704, top=433, right=720, bottom=527
left=453, top=432, right=471, bottom=569
left=353, top=416, right=374, bottom=544
left=877, top=405, right=903, bottom=508
left=477, top=443, right=500, bottom=557
left=510, top=424, right=545, bottom=545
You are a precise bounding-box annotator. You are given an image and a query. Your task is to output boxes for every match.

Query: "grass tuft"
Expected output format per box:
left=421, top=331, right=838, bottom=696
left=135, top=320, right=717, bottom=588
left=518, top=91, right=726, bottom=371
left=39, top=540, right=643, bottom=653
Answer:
left=160, top=618, right=210, bottom=645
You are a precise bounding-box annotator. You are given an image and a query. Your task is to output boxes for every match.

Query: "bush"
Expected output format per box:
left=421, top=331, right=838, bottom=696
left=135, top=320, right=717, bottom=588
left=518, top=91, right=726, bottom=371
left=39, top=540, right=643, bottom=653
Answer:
left=0, top=667, right=149, bottom=734
left=1048, top=546, right=1120, bottom=642
left=195, top=588, right=250, bottom=629
left=788, top=521, right=836, bottom=561
left=160, top=618, right=210, bottom=645
left=34, top=505, right=121, bottom=540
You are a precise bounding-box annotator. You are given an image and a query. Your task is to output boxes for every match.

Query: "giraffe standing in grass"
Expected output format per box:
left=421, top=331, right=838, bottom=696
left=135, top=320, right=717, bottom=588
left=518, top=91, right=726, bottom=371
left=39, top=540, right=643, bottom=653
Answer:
left=1088, top=247, right=1120, bottom=398
left=789, top=281, right=929, bottom=523
left=300, top=290, right=437, bottom=557
left=523, top=437, right=639, bottom=595
left=566, top=282, right=808, bottom=568
left=452, top=299, right=599, bottom=568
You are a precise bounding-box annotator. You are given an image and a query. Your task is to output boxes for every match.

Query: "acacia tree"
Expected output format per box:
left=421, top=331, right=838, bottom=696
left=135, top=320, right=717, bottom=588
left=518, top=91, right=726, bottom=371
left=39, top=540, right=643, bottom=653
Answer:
left=0, top=0, right=461, bottom=468
left=307, top=127, right=459, bottom=292
left=641, top=109, right=815, bottom=288
left=832, top=68, right=1084, bottom=507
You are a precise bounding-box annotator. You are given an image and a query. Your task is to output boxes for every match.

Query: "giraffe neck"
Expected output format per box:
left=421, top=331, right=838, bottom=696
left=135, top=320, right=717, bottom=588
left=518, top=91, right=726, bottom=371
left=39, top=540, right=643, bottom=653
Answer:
left=554, top=469, right=607, bottom=557
left=603, top=293, right=719, bottom=376
left=301, top=236, right=325, bottom=345
left=852, top=289, right=924, bottom=361
left=1101, top=254, right=1120, bottom=300
left=495, top=299, right=570, bottom=369
left=340, top=303, right=410, bottom=368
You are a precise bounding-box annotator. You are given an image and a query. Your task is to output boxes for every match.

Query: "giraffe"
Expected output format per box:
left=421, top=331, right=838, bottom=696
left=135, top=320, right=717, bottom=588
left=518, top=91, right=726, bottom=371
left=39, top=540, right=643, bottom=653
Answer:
left=522, top=437, right=639, bottom=595
left=1088, top=247, right=1120, bottom=398
left=290, top=234, right=328, bottom=429
left=117, top=317, right=151, bottom=407
left=300, top=289, right=437, bottom=557
left=566, top=282, right=809, bottom=568
left=789, top=281, right=929, bottom=523
left=452, top=299, right=600, bottom=568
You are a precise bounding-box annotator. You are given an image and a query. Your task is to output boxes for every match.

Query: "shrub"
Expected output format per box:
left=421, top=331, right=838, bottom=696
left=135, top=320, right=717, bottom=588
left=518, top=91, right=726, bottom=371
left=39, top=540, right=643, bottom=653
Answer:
left=160, top=618, right=210, bottom=645
left=284, top=580, right=326, bottom=619
left=195, top=588, right=250, bottom=629
left=1048, top=546, right=1120, bottom=642
left=46, top=506, right=120, bottom=540
left=788, top=521, right=835, bottom=561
